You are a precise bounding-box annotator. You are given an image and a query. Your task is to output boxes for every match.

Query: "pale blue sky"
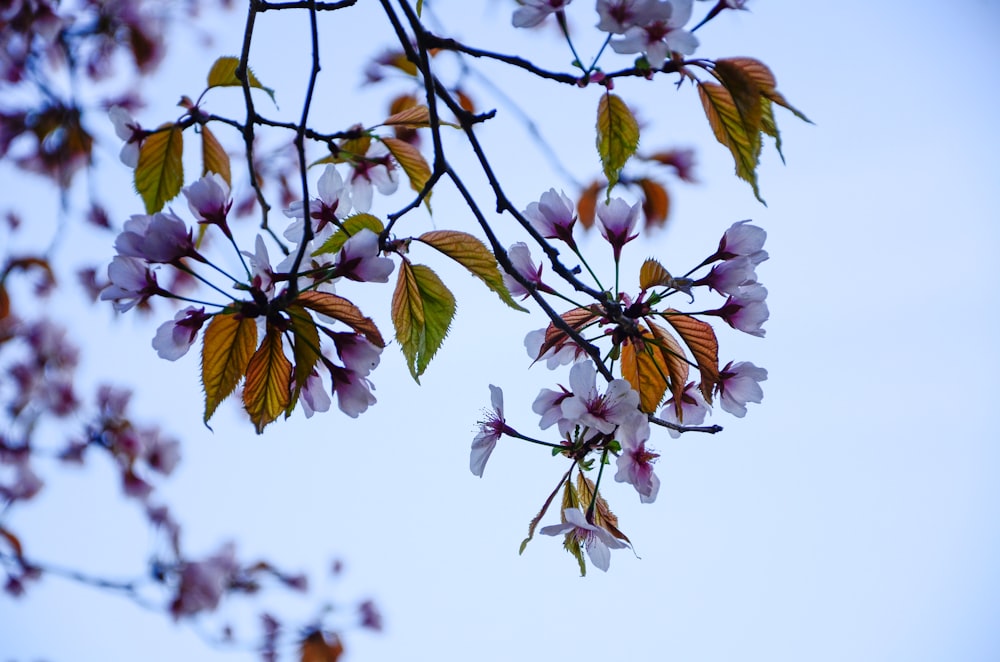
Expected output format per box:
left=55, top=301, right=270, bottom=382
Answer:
left=2, top=2, right=999, bottom=661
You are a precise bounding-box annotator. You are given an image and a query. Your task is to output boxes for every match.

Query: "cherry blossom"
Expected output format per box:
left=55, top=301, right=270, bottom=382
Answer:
left=609, top=0, right=699, bottom=68
left=109, top=105, right=143, bottom=168
left=532, top=383, right=574, bottom=436
left=694, top=255, right=758, bottom=295
left=100, top=256, right=161, bottom=312
left=183, top=172, right=233, bottom=238
left=113, top=212, right=199, bottom=264
left=560, top=360, right=641, bottom=435
left=346, top=143, right=398, bottom=213
left=524, top=328, right=582, bottom=369
left=512, top=0, right=572, bottom=28
left=276, top=243, right=338, bottom=294
left=332, top=333, right=382, bottom=377
left=660, top=381, right=711, bottom=438
left=596, top=197, right=641, bottom=262
left=170, top=543, right=239, bottom=619
left=502, top=242, right=553, bottom=299
left=597, top=0, right=652, bottom=34
left=523, top=188, right=578, bottom=250
left=332, top=229, right=394, bottom=283
left=152, top=306, right=209, bottom=361
left=242, top=235, right=277, bottom=296
left=284, top=164, right=351, bottom=243
left=299, top=371, right=332, bottom=418
left=613, top=411, right=659, bottom=502
left=717, top=360, right=767, bottom=417
left=709, top=284, right=768, bottom=337
left=710, top=219, right=768, bottom=264
left=471, top=385, right=505, bottom=477
left=539, top=507, right=626, bottom=572
left=329, top=365, right=376, bottom=418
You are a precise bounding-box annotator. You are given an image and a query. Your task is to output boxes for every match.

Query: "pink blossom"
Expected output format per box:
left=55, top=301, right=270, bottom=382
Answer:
left=711, top=219, right=768, bottom=264
left=560, top=360, right=641, bottom=435
left=183, top=172, right=233, bottom=238
left=143, top=429, right=181, bottom=476
left=695, top=255, right=757, bottom=295
left=100, top=256, right=160, bottom=312
left=152, top=306, right=208, bottom=360
left=717, top=360, right=767, bottom=417
left=348, top=143, right=398, bottom=213
left=539, top=507, right=627, bottom=572
left=330, top=366, right=376, bottom=418
left=502, top=242, right=552, bottom=299
left=333, top=229, right=394, bottom=283
left=523, top=188, right=577, bottom=249
left=114, top=212, right=198, bottom=264
left=609, top=0, right=699, bottom=68
left=299, top=371, right=332, bottom=418
left=596, top=197, right=641, bottom=262
left=660, top=381, right=711, bottom=438
left=242, top=235, right=277, bottom=296
left=524, top=328, right=582, bottom=369
left=512, top=0, right=572, bottom=28
left=276, top=243, right=338, bottom=294
left=471, top=385, right=505, bottom=477
left=709, top=284, right=768, bottom=337
left=109, top=105, right=143, bottom=168
left=284, top=164, right=351, bottom=243
left=170, top=543, right=239, bottom=619
left=614, top=411, right=659, bottom=503
left=332, top=333, right=382, bottom=377
left=597, top=0, right=652, bottom=34
left=532, top=384, right=573, bottom=436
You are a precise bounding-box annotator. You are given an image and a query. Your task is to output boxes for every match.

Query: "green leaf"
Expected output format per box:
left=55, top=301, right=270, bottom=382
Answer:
left=416, top=0, right=424, bottom=16
left=201, top=125, right=231, bottom=186
left=382, top=136, right=433, bottom=206
left=201, top=312, right=258, bottom=425
left=698, top=81, right=764, bottom=203
left=286, top=304, right=320, bottom=390
left=206, top=56, right=276, bottom=104
left=417, top=230, right=528, bottom=312
left=391, top=261, right=455, bottom=382
left=243, top=324, right=292, bottom=434
left=134, top=124, right=183, bottom=213
left=596, top=92, right=639, bottom=195
left=313, top=213, right=385, bottom=256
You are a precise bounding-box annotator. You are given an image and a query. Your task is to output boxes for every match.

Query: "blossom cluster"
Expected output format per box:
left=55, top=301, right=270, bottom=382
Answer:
left=472, top=187, right=769, bottom=573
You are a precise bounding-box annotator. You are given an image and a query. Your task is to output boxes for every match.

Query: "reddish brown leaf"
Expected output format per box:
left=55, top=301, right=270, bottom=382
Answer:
left=243, top=324, right=292, bottom=434
left=661, top=309, right=720, bottom=403
left=576, top=180, right=601, bottom=230
left=534, top=306, right=601, bottom=363
left=296, top=290, right=384, bottom=348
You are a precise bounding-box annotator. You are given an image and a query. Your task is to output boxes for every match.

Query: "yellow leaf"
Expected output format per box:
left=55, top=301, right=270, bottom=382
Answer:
left=596, top=93, right=639, bottom=195
left=135, top=123, right=183, bottom=213
left=698, top=81, right=763, bottom=203
left=417, top=230, right=527, bottom=312
left=286, top=304, right=320, bottom=390
left=243, top=324, right=292, bottom=434
left=382, top=136, right=432, bottom=202
left=201, top=313, right=258, bottom=425
left=206, top=56, right=276, bottom=104
left=381, top=104, right=431, bottom=127
left=296, top=290, right=384, bottom=348
left=639, top=258, right=671, bottom=290
left=200, top=125, right=231, bottom=186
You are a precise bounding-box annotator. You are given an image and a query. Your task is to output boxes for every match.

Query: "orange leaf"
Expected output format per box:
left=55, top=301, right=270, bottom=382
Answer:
left=637, top=177, right=669, bottom=228
left=300, top=631, right=344, bottom=662
left=201, top=125, right=231, bottom=186
left=201, top=312, right=258, bottom=425
left=576, top=181, right=601, bottom=230
left=648, top=320, right=689, bottom=417
left=243, top=324, right=292, bottom=434
left=296, top=290, right=385, bottom=348
left=661, top=309, right=720, bottom=404
left=620, top=325, right=669, bottom=414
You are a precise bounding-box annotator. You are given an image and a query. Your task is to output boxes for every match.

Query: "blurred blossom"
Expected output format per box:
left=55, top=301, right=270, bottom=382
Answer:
left=109, top=105, right=143, bottom=167
left=170, top=543, right=239, bottom=619
left=512, top=0, right=572, bottom=28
